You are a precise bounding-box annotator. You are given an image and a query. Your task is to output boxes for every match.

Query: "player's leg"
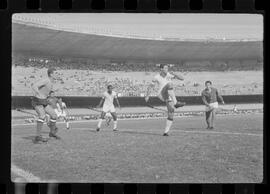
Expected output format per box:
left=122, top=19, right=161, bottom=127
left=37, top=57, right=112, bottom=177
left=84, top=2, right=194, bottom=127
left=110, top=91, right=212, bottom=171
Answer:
left=33, top=105, right=48, bottom=143
left=105, top=112, right=112, bottom=127
left=163, top=101, right=175, bottom=136
left=97, top=111, right=106, bottom=131
left=45, top=105, right=60, bottom=139
left=162, top=83, right=185, bottom=108
left=62, top=110, right=70, bottom=129
left=205, top=110, right=211, bottom=129
left=210, top=109, right=216, bottom=129
left=110, top=112, right=118, bottom=131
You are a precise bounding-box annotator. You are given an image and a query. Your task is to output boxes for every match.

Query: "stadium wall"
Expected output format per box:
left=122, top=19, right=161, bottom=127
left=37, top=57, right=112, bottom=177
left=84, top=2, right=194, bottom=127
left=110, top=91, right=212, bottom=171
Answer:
left=12, top=95, right=263, bottom=109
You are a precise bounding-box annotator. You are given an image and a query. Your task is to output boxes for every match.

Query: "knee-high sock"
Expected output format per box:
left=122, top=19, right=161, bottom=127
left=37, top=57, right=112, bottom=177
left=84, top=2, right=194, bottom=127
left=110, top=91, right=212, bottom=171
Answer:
left=211, top=111, right=215, bottom=127
left=206, top=111, right=211, bottom=127
left=164, top=119, right=173, bottom=134
left=36, top=119, right=44, bottom=137
left=97, top=119, right=102, bottom=128
left=113, top=120, right=117, bottom=129
left=168, top=89, right=177, bottom=105
left=49, top=119, right=57, bottom=134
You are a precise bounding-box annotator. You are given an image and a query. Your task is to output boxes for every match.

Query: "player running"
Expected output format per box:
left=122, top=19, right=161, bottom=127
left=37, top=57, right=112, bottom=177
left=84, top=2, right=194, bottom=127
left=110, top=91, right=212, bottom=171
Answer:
left=31, top=68, right=60, bottom=143
left=47, top=91, right=70, bottom=129
left=201, top=81, right=225, bottom=129
left=96, top=85, right=121, bottom=132
left=145, top=64, right=185, bottom=136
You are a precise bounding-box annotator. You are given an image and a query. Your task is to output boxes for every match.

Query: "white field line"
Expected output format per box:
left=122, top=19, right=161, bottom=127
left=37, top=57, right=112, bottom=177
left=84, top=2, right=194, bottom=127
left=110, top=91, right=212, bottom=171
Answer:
left=73, top=127, right=262, bottom=137
left=11, top=113, right=263, bottom=127
left=11, top=164, right=58, bottom=183
left=11, top=116, right=190, bottom=127
left=11, top=163, right=41, bottom=182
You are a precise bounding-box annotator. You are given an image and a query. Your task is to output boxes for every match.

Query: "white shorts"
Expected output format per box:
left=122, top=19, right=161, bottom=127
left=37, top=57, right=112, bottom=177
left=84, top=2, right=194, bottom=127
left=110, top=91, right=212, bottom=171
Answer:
left=54, top=109, right=67, bottom=118
left=205, top=102, right=219, bottom=112
left=103, top=105, right=116, bottom=113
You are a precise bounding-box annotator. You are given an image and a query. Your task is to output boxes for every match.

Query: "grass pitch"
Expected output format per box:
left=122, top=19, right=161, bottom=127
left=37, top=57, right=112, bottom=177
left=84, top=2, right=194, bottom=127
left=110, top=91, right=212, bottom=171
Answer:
left=11, top=113, right=263, bottom=183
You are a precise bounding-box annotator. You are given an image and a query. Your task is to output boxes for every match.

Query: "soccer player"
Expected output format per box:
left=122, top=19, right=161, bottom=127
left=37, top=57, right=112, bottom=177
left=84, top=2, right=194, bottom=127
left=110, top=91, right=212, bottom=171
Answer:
left=47, top=91, right=70, bottom=129
left=201, top=81, right=225, bottom=129
left=96, top=85, right=121, bottom=131
left=145, top=64, right=185, bottom=136
left=31, top=68, right=60, bottom=143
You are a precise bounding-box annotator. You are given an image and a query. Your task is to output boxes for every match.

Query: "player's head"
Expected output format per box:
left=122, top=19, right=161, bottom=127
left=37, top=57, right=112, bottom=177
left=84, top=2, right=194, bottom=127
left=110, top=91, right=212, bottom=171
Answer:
left=205, top=80, right=212, bottom=89
left=49, top=91, right=55, bottom=97
left=159, top=64, right=169, bottom=74
left=47, top=68, right=56, bottom=79
left=107, top=85, right=113, bottom=93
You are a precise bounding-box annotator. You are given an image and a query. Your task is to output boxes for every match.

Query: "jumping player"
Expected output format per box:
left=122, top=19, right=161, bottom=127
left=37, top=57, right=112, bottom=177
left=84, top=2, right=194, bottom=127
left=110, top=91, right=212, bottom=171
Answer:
left=31, top=68, right=60, bottom=143
left=96, top=85, right=121, bottom=131
left=47, top=91, right=70, bottom=129
left=145, top=64, right=185, bottom=136
left=201, top=81, right=225, bottom=129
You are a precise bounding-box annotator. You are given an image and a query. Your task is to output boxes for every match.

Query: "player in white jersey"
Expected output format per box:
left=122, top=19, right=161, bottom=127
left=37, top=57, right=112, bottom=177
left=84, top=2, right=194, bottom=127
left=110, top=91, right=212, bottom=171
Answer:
left=145, top=64, right=185, bottom=136
left=96, top=85, right=121, bottom=131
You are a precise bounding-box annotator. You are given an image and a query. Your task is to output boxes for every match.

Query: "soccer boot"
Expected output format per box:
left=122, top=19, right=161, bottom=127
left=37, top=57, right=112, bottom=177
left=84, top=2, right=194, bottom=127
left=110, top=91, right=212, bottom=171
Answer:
left=33, top=136, right=48, bottom=144
left=49, top=132, right=61, bottom=140
left=174, top=101, right=186, bottom=108
left=163, top=133, right=169, bottom=136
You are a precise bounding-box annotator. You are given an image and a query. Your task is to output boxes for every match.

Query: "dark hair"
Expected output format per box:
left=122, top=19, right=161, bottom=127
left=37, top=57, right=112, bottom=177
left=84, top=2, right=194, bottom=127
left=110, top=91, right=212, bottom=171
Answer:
left=49, top=91, right=55, bottom=95
left=159, top=64, right=167, bottom=69
left=205, top=81, right=212, bottom=85
left=107, top=85, right=113, bottom=89
left=47, top=68, right=56, bottom=77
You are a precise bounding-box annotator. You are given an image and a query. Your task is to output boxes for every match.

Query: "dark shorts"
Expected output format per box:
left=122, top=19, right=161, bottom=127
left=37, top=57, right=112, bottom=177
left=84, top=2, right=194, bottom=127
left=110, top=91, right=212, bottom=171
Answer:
left=31, top=97, right=48, bottom=108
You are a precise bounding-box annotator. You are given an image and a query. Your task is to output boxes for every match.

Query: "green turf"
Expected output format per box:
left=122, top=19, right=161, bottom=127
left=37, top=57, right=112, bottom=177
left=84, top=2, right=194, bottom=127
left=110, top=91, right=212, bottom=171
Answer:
left=11, top=114, right=263, bottom=183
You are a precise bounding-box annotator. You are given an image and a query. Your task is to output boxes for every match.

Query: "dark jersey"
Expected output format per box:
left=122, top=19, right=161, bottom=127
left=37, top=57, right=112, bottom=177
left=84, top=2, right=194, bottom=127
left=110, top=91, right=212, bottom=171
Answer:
left=201, top=87, right=224, bottom=105
left=47, top=96, right=60, bottom=109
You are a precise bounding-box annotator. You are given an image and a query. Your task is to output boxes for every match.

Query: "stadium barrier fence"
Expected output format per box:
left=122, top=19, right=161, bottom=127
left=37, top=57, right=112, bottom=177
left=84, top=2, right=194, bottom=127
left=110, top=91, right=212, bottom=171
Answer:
left=12, top=95, right=263, bottom=109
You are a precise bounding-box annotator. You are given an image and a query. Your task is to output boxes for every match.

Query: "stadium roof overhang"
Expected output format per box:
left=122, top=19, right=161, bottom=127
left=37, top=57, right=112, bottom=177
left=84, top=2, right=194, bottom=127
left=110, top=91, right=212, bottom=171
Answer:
left=12, top=23, right=263, bottom=63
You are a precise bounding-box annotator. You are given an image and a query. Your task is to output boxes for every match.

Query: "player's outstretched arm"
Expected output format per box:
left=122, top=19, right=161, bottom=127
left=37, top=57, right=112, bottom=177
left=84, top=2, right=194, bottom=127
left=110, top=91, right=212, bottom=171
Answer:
left=170, top=72, right=184, bottom=80
left=115, top=98, right=121, bottom=109
left=216, top=90, right=225, bottom=104
left=96, top=98, right=104, bottom=108
left=201, top=92, right=210, bottom=107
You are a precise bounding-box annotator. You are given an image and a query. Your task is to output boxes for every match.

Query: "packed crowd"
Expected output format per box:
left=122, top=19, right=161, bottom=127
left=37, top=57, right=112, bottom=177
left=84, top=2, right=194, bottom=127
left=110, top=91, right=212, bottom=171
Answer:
left=12, top=56, right=263, bottom=96
left=13, top=56, right=262, bottom=72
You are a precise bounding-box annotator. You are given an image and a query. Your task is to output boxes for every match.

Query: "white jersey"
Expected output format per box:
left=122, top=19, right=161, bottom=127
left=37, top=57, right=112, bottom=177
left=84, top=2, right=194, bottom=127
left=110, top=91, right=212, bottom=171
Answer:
left=154, top=73, right=174, bottom=93
left=103, top=91, right=117, bottom=107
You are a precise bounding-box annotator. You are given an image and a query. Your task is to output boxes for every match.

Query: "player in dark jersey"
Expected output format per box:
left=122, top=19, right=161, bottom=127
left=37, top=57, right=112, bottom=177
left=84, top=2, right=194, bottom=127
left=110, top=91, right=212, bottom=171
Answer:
left=201, top=81, right=225, bottom=129
left=31, top=68, right=60, bottom=143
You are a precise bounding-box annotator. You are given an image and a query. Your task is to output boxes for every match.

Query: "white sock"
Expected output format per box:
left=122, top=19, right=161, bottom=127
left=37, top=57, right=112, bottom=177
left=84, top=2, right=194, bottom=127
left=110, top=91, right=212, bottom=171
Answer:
left=113, top=120, right=117, bottom=129
left=164, top=119, right=173, bottom=134
left=97, top=119, right=102, bottom=128
left=66, top=121, right=69, bottom=128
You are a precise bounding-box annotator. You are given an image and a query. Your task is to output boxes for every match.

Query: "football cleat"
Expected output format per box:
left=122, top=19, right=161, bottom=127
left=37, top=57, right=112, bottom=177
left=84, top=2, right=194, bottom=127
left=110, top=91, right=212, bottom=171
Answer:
left=33, top=136, right=48, bottom=144
left=49, top=133, right=61, bottom=140
left=174, top=101, right=186, bottom=108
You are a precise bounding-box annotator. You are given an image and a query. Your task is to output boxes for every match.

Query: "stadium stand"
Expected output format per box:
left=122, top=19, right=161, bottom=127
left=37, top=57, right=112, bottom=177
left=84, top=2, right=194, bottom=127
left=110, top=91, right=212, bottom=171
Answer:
left=12, top=56, right=263, bottom=97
